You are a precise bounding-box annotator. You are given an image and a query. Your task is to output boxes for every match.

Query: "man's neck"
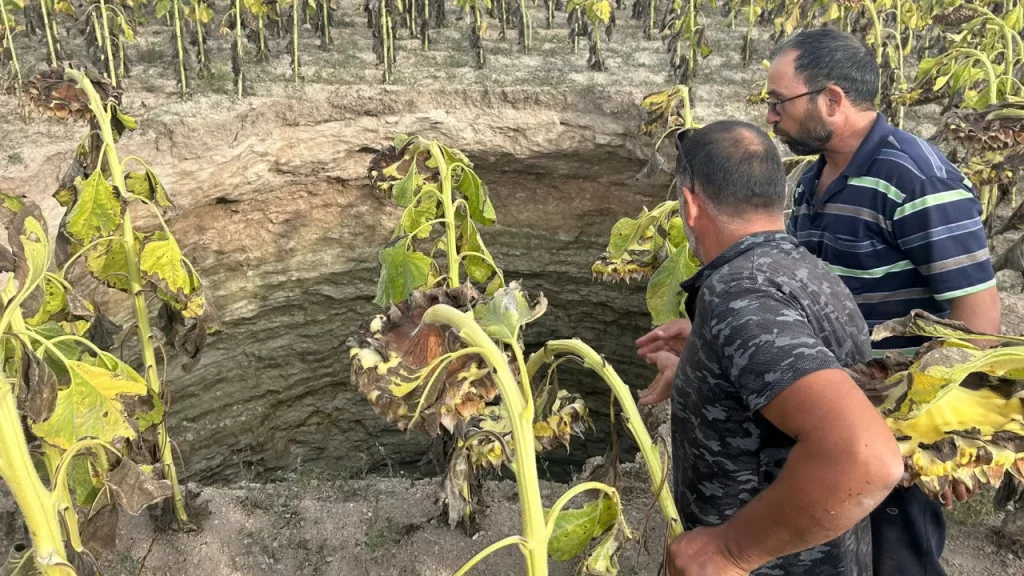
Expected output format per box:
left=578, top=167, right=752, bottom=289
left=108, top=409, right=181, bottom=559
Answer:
left=820, top=110, right=879, bottom=174
left=699, top=217, right=786, bottom=263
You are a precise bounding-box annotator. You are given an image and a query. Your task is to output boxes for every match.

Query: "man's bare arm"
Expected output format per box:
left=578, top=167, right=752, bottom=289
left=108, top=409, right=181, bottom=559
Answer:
left=947, top=285, right=1001, bottom=335
left=714, top=368, right=904, bottom=572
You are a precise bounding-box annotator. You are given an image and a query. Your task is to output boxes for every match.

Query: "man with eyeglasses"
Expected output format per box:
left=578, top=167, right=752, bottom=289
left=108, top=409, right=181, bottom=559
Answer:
left=637, top=27, right=1001, bottom=576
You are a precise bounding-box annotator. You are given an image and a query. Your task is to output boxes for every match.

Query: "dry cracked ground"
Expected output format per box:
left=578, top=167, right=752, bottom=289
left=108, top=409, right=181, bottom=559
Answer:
left=0, top=2, right=1023, bottom=575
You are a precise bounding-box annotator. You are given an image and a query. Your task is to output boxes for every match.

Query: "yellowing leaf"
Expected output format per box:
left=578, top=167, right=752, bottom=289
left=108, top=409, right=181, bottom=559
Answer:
left=125, top=170, right=173, bottom=209
left=139, top=232, right=191, bottom=297
left=31, top=360, right=147, bottom=449
left=26, top=275, right=67, bottom=327
left=85, top=236, right=134, bottom=292
left=546, top=496, right=619, bottom=561
left=65, top=170, right=122, bottom=244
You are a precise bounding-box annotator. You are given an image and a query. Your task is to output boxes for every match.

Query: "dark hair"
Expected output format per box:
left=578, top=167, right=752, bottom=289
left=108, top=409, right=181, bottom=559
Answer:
left=770, top=28, right=879, bottom=109
left=675, top=120, right=786, bottom=215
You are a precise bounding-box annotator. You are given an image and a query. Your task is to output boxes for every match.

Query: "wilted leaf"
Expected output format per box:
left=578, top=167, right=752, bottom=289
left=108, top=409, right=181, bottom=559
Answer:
left=459, top=220, right=493, bottom=284
left=634, top=151, right=668, bottom=181
left=31, top=360, right=148, bottom=449
left=455, top=167, right=496, bottom=226
left=106, top=459, right=173, bottom=515
left=391, top=161, right=422, bottom=207
left=0, top=543, right=42, bottom=576
left=576, top=516, right=632, bottom=575
left=373, top=241, right=432, bottom=308
left=84, top=236, right=133, bottom=292
left=125, top=169, right=173, bottom=209
left=473, top=282, right=547, bottom=343
left=30, top=322, right=82, bottom=365
left=139, top=232, right=191, bottom=299
left=871, top=309, right=1024, bottom=345
left=65, top=170, right=122, bottom=244
left=68, top=455, right=104, bottom=508
left=25, top=275, right=66, bottom=327
left=0, top=192, right=25, bottom=225
left=80, top=503, right=119, bottom=557
left=84, top=313, right=122, bottom=352
left=438, top=445, right=480, bottom=533
left=19, top=348, right=57, bottom=423
left=546, top=496, right=619, bottom=561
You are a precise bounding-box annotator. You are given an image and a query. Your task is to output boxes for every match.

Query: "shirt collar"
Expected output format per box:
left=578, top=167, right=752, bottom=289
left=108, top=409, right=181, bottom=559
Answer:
left=794, top=112, right=893, bottom=200
left=681, top=231, right=796, bottom=295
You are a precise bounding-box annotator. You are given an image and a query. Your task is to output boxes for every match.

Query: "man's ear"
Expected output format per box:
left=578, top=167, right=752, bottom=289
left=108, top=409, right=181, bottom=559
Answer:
left=823, top=85, right=844, bottom=116
left=681, top=187, right=700, bottom=227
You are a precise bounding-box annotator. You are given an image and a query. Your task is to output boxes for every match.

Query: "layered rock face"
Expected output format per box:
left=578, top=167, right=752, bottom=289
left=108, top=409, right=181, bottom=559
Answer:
left=0, top=86, right=688, bottom=483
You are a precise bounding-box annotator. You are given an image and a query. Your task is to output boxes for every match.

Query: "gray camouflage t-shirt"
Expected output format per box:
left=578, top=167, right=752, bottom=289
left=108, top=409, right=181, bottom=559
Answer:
left=672, top=231, right=874, bottom=576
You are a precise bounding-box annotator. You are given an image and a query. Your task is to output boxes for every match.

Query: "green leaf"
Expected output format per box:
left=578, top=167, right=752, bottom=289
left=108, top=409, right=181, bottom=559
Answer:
left=1005, top=4, right=1022, bottom=32
left=155, top=0, right=171, bottom=19
left=455, top=168, right=496, bottom=226
left=646, top=247, right=700, bottom=326
left=31, top=322, right=82, bottom=365
left=125, top=170, right=172, bottom=209
left=459, top=220, right=493, bottom=284
left=68, top=455, right=104, bottom=508
left=916, top=57, right=937, bottom=79
left=933, top=71, right=952, bottom=92
left=30, top=360, right=148, bottom=450
left=666, top=216, right=685, bottom=249
left=400, top=193, right=438, bottom=239
left=139, top=232, right=191, bottom=299
left=84, top=236, right=133, bottom=292
left=373, top=242, right=432, bottom=308
left=605, top=217, right=640, bottom=259
left=392, top=162, right=421, bottom=207
left=473, top=282, right=546, bottom=343
left=546, top=496, right=619, bottom=561
left=65, top=170, right=122, bottom=244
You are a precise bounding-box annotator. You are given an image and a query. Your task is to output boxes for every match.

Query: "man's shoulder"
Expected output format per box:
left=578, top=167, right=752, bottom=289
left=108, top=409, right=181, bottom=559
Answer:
left=868, top=127, right=969, bottom=190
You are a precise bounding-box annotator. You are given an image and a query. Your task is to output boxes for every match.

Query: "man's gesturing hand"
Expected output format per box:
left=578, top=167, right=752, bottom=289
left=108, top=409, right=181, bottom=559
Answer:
left=667, top=526, right=751, bottom=576
left=638, top=351, right=679, bottom=406
left=636, top=318, right=692, bottom=358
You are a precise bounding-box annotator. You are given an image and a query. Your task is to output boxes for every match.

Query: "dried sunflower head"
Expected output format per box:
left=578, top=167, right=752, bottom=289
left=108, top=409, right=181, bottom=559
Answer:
left=932, top=3, right=977, bottom=27
left=847, top=311, right=1024, bottom=499
left=25, top=62, right=119, bottom=122
left=591, top=255, right=659, bottom=284
left=347, top=283, right=502, bottom=436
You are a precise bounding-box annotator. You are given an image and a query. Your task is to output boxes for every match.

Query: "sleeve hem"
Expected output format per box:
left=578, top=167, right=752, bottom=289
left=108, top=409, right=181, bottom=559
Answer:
left=933, top=277, right=997, bottom=301
left=746, top=358, right=842, bottom=414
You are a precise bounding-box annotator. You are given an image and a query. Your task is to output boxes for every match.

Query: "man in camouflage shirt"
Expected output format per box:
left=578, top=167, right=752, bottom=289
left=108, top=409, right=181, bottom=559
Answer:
left=638, top=121, right=903, bottom=575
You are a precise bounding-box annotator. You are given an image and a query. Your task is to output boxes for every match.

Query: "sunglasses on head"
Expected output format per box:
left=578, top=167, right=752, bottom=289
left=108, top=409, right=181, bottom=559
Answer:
left=674, top=128, right=698, bottom=196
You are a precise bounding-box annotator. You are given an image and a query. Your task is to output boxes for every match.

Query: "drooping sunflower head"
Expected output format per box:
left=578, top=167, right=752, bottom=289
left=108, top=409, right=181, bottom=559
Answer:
left=347, top=283, right=501, bottom=436
left=25, top=62, right=120, bottom=123
left=847, top=311, right=1024, bottom=499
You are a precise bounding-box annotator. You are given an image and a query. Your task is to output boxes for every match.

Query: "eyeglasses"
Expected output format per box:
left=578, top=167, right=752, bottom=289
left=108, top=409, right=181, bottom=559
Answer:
left=675, top=128, right=697, bottom=196
left=766, top=87, right=827, bottom=115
